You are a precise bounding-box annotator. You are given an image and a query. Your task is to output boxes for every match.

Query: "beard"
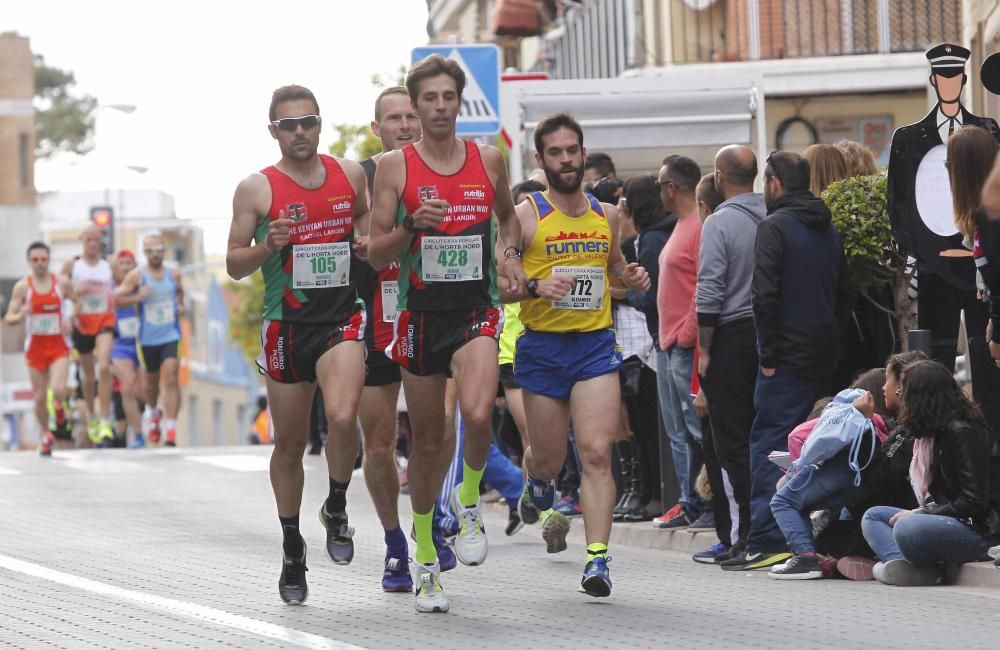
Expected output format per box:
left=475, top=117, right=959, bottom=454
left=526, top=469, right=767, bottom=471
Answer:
left=543, top=162, right=585, bottom=194
left=286, top=138, right=317, bottom=161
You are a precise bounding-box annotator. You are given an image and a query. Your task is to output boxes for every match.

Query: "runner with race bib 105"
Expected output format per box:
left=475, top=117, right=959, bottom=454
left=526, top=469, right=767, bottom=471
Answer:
left=227, top=85, right=371, bottom=607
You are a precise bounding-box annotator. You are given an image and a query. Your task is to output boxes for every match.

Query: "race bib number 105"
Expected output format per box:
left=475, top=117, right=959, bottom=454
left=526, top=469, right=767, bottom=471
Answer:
left=292, top=243, right=352, bottom=289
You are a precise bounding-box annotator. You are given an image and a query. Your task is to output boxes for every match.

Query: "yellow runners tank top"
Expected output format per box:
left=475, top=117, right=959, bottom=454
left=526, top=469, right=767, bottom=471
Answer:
left=520, top=191, right=612, bottom=333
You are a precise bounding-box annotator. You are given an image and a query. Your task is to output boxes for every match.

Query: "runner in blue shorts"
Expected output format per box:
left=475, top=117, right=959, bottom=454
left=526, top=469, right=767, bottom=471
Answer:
left=109, top=250, right=144, bottom=446
left=500, top=113, right=649, bottom=599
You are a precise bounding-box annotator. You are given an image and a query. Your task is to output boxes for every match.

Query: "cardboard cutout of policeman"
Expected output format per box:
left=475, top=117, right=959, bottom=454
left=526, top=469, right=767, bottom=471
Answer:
left=888, top=44, right=1000, bottom=287
left=887, top=44, right=1000, bottom=438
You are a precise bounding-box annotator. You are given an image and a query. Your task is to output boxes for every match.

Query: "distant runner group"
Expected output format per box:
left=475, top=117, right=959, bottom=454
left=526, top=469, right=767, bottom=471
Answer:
left=5, top=229, right=185, bottom=454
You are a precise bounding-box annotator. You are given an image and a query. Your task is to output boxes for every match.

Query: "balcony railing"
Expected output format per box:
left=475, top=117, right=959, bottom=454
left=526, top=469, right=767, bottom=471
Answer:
left=669, top=0, right=962, bottom=64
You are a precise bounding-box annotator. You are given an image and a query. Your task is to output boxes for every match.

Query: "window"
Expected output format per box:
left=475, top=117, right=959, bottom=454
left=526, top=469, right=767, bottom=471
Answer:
left=19, top=134, right=30, bottom=187
left=236, top=404, right=247, bottom=444
left=187, top=396, right=199, bottom=447
left=212, top=399, right=224, bottom=446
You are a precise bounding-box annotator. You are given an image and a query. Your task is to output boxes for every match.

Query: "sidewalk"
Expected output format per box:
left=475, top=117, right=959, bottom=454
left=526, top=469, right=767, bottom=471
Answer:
left=491, top=502, right=1000, bottom=588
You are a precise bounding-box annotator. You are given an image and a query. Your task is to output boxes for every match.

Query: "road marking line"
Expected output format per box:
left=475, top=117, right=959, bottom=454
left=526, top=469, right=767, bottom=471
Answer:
left=185, top=454, right=276, bottom=472
left=0, top=467, right=21, bottom=476
left=0, top=553, right=363, bottom=650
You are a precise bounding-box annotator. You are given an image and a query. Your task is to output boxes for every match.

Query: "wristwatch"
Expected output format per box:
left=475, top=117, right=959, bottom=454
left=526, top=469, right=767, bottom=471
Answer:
left=402, top=215, right=423, bottom=234
left=526, top=279, right=540, bottom=298
left=503, top=246, right=522, bottom=260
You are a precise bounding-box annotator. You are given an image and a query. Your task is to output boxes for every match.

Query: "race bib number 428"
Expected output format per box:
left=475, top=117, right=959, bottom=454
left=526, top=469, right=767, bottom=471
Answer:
left=421, top=235, right=483, bottom=282
left=551, top=266, right=605, bottom=310
left=292, top=243, right=351, bottom=289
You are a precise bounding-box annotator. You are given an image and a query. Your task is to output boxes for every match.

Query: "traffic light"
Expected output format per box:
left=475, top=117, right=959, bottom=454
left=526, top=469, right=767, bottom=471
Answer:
left=89, top=206, right=114, bottom=254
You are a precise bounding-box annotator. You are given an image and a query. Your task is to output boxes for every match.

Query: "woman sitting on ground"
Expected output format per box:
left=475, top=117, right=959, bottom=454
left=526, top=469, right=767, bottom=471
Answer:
left=861, top=360, right=1000, bottom=586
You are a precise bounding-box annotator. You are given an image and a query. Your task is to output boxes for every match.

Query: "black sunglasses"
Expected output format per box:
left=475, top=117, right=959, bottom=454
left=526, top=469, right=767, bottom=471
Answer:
left=271, top=115, right=321, bottom=132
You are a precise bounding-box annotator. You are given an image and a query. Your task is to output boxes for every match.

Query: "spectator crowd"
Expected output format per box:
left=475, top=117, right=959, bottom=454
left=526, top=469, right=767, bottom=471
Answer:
left=397, top=134, right=1000, bottom=586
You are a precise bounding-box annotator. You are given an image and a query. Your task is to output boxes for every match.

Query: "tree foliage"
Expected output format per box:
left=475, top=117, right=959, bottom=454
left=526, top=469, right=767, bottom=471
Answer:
left=822, top=174, right=897, bottom=296
left=821, top=173, right=916, bottom=335
left=328, top=65, right=408, bottom=160
left=329, top=123, right=383, bottom=160
left=227, top=272, right=265, bottom=364
left=34, top=55, right=98, bottom=159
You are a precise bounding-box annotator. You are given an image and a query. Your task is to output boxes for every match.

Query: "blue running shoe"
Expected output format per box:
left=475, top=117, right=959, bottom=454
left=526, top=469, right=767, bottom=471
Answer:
left=692, top=542, right=730, bottom=564
left=433, top=528, right=457, bottom=572
left=554, top=494, right=582, bottom=518
left=382, top=554, right=413, bottom=592
left=527, top=476, right=555, bottom=511
left=580, top=556, right=612, bottom=598
left=130, top=433, right=146, bottom=449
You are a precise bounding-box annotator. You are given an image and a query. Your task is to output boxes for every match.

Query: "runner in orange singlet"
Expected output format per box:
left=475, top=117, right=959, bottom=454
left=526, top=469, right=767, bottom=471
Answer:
left=4, top=242, right=72, bottom=456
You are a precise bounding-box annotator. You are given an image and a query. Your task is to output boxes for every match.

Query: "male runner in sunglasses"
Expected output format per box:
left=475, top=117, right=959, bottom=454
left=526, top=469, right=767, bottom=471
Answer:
left=4, top=241, right=72, bottom=456
left=368, top=55, right=526, bottom=613
left=227, top=85, right=371, bottom=606
left=114, top=234, right=184, bottom=446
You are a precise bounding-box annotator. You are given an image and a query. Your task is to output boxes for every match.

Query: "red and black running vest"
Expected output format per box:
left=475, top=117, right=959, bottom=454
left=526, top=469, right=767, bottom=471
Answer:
left=257, top=154, right=359, bottom=324
left=396, top=141, right=498, bottom=311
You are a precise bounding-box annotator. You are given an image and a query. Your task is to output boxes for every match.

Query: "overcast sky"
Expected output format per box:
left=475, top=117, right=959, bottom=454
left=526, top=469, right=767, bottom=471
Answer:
left=4, top=0, right=430, bottom=253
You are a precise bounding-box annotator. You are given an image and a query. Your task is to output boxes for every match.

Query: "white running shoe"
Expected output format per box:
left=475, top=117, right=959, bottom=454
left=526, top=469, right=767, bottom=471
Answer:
left=412, top=561, right=449, bottom=613
left=450, top=484, right=488, bottom=566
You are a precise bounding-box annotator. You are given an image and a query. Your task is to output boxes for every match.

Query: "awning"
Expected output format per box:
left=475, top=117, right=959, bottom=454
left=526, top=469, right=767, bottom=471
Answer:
left=521, top=87, right=755, bottom=150
left=503, top=75, right=763, bottom=179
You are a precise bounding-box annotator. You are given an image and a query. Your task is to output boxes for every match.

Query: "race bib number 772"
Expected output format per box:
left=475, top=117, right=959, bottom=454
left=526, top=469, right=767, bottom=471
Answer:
left=551, top=266, right=605, bottom=310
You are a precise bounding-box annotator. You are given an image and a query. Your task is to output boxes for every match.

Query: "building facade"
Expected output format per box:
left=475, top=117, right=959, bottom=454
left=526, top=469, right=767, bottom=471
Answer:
left=428, top=0, right=963, bottom=175
left=0, top=33, right=41, bottom=397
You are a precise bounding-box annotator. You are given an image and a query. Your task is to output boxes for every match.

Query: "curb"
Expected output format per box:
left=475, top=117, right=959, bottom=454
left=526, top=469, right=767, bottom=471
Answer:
left=489, top=501, right=1000, bottom=588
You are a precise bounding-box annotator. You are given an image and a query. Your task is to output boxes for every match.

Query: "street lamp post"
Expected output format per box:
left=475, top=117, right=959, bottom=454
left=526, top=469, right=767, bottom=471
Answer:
left=96, top=103, right=143, bottom=253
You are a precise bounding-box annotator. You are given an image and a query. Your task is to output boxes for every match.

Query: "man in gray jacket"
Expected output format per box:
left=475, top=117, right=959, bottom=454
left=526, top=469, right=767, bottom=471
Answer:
left=693, top=145, right=766, bottom=564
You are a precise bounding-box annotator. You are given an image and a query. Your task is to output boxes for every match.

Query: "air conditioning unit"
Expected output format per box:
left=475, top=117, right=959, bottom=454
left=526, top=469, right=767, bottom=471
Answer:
left=493, top=0, right=544, bottom=37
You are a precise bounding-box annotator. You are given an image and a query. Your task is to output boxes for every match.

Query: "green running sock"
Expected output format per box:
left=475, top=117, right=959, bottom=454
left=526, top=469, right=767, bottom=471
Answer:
left=459, top=460, right=485, bottom=508
left=587, top=543, right=608, bottom=561
left=413, top=510, right=437, bottom=565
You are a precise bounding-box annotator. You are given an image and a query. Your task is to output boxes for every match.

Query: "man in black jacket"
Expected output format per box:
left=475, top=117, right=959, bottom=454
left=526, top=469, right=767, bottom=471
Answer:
left=721, top=151, right=848, bottom=571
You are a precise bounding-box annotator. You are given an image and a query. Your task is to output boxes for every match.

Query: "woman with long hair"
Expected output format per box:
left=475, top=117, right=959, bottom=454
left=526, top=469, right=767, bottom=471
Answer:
left=861, top=360, right=1000, bottom=586
left=947, top=125, right=998, bottom=242
left=944, top=126, right=1000, bottom=435
left=835, top=140, right=879, bottom=177
left=803, top=144, right=850, bottom=197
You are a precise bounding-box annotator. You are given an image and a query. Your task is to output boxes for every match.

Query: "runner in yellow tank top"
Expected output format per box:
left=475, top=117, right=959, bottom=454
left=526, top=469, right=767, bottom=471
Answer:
left=499, top=113, right=650, bottom=600
left=519, top=190, right=613, bottom=333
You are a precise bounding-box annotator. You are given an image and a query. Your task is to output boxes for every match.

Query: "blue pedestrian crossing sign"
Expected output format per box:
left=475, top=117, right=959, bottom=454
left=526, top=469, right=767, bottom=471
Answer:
left=411, top=44, right=501, bottom=136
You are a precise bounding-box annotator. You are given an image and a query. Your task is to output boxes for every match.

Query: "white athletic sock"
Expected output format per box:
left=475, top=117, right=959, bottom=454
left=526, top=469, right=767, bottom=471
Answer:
left=164, top=419, right=176, bottom=431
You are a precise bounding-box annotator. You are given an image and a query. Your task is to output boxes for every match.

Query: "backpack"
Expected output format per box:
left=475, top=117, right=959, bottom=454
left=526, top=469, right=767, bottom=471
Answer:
left=790, top=388, right=877, bottom=487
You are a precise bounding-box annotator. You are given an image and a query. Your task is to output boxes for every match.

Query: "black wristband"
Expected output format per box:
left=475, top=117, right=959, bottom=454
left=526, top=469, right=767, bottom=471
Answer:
left=526, top=279, right=540, bottom=298
left=402, top=215, right=424, bottom=234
